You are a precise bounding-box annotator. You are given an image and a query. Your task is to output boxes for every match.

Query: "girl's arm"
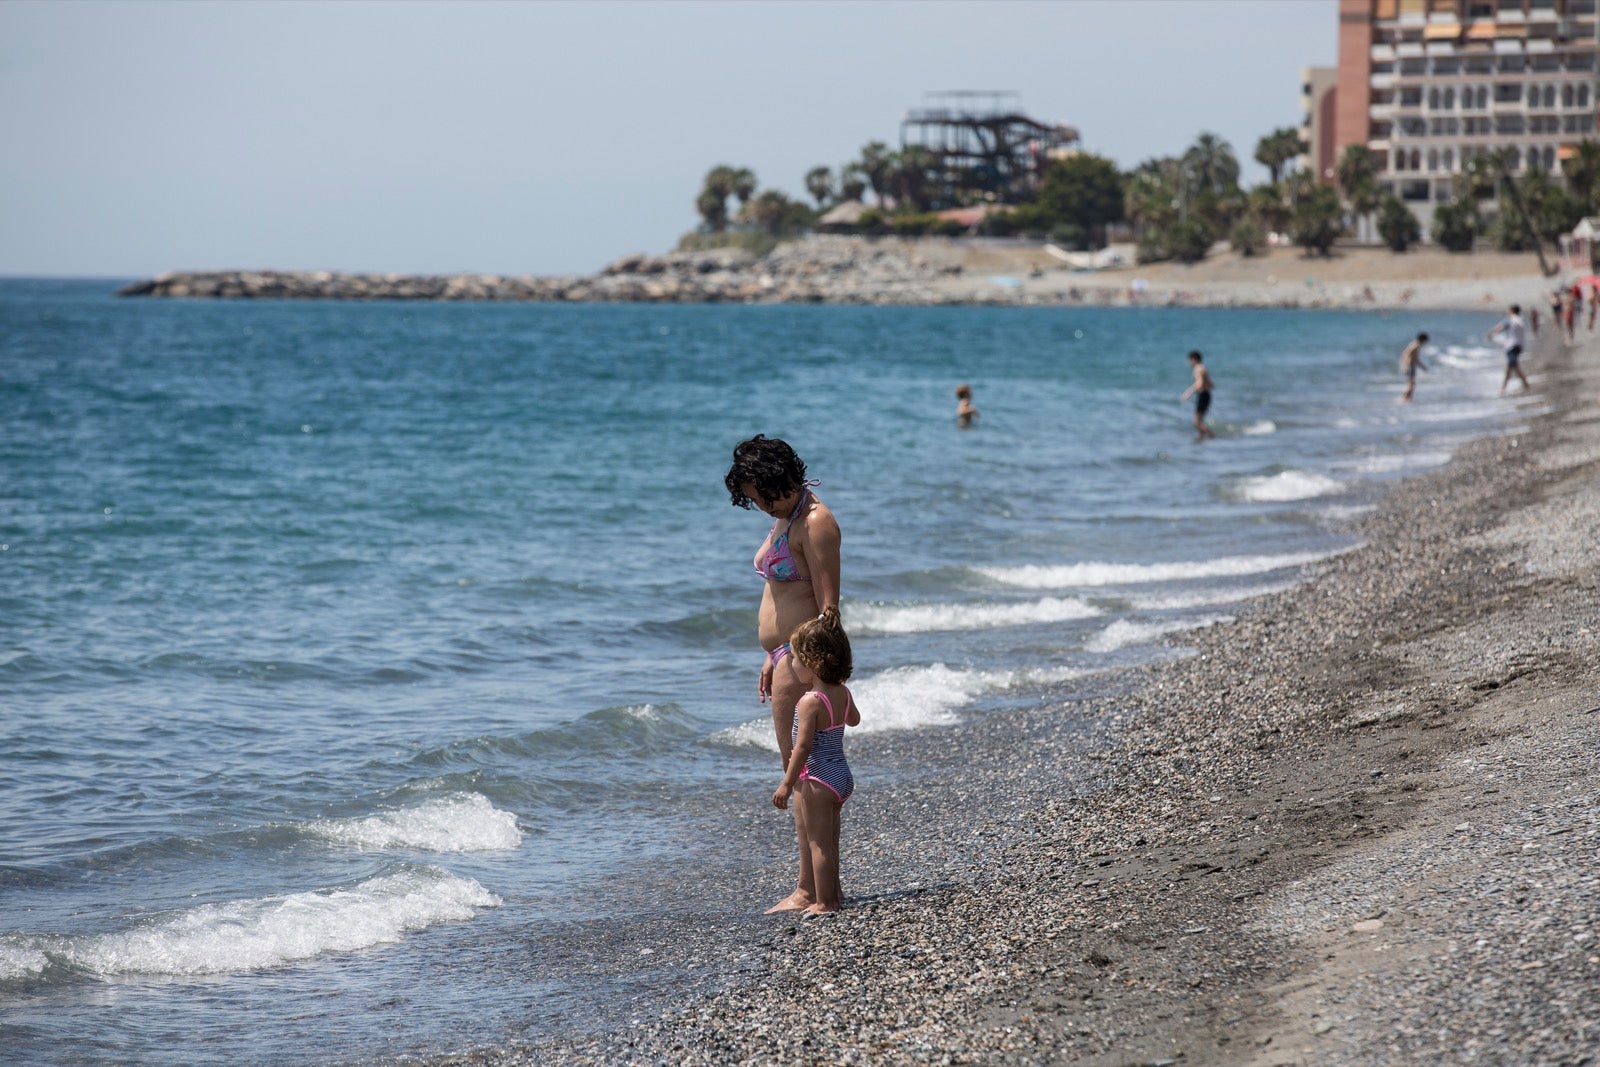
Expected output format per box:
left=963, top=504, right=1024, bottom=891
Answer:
left=845, top=697, right=861, bottom=728
left=772, top=697, right=819, bottom=809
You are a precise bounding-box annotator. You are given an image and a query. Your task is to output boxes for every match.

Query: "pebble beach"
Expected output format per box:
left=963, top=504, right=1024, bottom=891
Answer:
left=432, top=324, right=1600, bottom=1063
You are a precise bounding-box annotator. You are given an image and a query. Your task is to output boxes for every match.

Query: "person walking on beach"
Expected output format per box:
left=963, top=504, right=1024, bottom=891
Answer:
left=954, top=383, right=978, bottom=429
left=725, top=434, right=843, bottom=908
left=1179, top=350, right=1215, bottom=442
left=1489, top=304, right=1531, bottom=396
left=1399, top=332, right=1428, bottom=403
left=769, top=613, right=860, bottom=915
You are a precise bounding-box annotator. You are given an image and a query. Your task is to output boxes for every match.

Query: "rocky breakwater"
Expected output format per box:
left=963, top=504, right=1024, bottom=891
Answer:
left=116, top=237, right=982, bottom=305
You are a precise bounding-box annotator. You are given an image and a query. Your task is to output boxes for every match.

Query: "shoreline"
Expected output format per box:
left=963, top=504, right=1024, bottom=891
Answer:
left=116, top=238, right=1557, bottom=312
left=438, top=325, right=1600, bottom=1062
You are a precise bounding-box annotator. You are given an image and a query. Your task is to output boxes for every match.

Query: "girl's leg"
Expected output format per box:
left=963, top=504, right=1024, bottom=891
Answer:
left=765, top=779, right=816, bottom=914
left=799, top=782, right=843, bottom=914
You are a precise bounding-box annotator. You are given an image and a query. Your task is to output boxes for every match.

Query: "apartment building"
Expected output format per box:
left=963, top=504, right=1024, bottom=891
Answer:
left=1335, top=0, right=1600, bottom=227
left=1301, top=66, right=1339, bottom=181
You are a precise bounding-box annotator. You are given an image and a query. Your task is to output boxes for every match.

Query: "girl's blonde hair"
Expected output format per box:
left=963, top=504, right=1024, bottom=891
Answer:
left=790, top=608, right=852, bottom=685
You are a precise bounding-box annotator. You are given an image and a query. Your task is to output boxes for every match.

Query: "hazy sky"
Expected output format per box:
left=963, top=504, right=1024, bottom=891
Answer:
left=0, top=0, right=1335, bottom=277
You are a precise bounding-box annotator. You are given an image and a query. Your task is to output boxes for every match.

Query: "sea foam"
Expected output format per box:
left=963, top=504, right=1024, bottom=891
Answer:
left=1232, top=470, right=1346, bottom=503
left=709, top=662, right=1090, bottom=749
left=976, top=550, right=1334, bottom=589
left=0, top=867, right=498, bottom=980
left=848, top=596, right=1098, bottom=635
left=1085, top=614, right=1233, bottom=653
left=306, top=793, right=523, bottom=853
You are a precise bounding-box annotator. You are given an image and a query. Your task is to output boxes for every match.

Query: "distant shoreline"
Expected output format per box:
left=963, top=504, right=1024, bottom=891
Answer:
left=115, top=235, right=1556, bottom=312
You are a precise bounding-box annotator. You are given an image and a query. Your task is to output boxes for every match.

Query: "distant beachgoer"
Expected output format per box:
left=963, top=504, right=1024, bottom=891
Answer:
left=1399, top=332, right=1429, bottom=403
left=1549, top=289, right=1563, bottom=336
left=1179, top=350, right=1216, bottom=442
left=1489, top=304, right=1531, bottom=396
left=1569, top=283, right=1584, bottom=342
left=769, top=613, right=860, bottom=915
left=954, top=383, right=978, bottom=429
left=1530, top=306, right=1540, bottom=335
left=1588, top=285, right=1597, bottom=332
left=1561, top=288, right=1577, bottom=344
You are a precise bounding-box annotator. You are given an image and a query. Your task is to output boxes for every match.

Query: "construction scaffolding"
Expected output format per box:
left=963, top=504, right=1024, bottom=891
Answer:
left=900, top=91, right=1080, bottom=206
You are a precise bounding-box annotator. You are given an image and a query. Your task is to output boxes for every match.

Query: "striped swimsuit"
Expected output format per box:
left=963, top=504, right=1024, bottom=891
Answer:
left=793, top=688, right=854, bottom=804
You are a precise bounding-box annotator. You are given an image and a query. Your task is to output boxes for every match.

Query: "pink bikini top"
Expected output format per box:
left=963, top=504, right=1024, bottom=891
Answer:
left=754, top=490, right=812, bottom=582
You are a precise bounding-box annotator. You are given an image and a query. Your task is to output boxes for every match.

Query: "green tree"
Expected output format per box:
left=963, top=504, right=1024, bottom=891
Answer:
left=858, top=141, right=895, bottom=206
left=1168, top=217, right=1215, bottom=263
left=1290, top=183, right=1343, bottom=255
left=891, top=146, right=940, bottom=213
left=1230, top=215, right=1265, bottom=256
left=1183, top=132, right=1241, bottom=197
left=696, top=165, right=741, bottom=231
left=1431, top=195, right=1478, bottom=251
left=1123, top=158, right=1182, bottom=236
left=1465, top=148, right=1557, bottom=274
left=805, top=166, right=835, bottom=208
left=1561, top=140, right=1600, bottom=212
left=729, top=167, right=758, bottom=210
left=1375, top=195, right=1421, bottom=251
left=839, top=164, right=868, bottom=203
left=1336, top=145, right=1381, bottom=240
left=1036, top=152, right=1125, bottom=247
left=1254, top=127, right=1306, bottom=185
left=742, top=189, right=810, bottom=237
left=1248, top=183, right=1293, bottom=236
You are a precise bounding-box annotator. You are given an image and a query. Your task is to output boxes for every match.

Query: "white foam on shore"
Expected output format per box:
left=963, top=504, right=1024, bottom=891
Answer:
left=1086, top=615, right=1233, bottom=653
left=848, top=596, right=1099, bottom=635
left=976, top=550, right=1334, bottom=589
left=1130, top=581, right=1294, bottom=611
left=1, top=868, right=498, bottom=980
left=1242, top=420, right=1277, bottom=436
left=305, top=793, right=523, bottom=853
left=709, top=662, right=1091, bottom=749
left=1232, top=470, right=1346, bottom=503
left=1343, top=450, right=1452, bottom=475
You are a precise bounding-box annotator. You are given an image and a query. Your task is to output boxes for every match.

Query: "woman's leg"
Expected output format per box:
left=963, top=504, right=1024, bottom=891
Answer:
left=770, top=654, right=805, bottom=768
left=799, top=782, right=843, bottom=913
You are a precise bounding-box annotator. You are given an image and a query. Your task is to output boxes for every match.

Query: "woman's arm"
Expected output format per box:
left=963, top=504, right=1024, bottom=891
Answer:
left=804, top=507, right=842, bottom=614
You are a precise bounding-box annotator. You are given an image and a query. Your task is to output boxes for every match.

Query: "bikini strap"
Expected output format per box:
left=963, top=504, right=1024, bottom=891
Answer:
left=811, top=689, right=844, bottom=729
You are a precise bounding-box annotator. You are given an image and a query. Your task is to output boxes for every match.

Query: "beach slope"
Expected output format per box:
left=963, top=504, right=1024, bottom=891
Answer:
left=451, top=330, right=1598, bottom=1066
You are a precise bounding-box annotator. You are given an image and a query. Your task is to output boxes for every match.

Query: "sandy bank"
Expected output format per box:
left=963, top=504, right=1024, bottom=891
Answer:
left=444, top=323, right=1600, bottom=1063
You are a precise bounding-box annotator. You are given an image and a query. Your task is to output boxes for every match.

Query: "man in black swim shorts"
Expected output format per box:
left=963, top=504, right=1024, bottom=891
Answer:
left=1180, top=349, right=1216, bottom=442
left=1489, top=304, right=1531, bottom=396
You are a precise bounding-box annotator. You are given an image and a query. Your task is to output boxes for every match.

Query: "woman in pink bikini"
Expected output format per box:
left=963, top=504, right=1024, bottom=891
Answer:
left=725, top=435, right=842, bottom=908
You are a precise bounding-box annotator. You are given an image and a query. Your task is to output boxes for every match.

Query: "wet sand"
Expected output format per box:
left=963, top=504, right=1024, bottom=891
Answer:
left=434, top=326, right=1599, bottom=1066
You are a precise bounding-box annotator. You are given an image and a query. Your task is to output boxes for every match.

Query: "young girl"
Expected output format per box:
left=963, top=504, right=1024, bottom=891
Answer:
left=768, top=609, right=860, bottom=915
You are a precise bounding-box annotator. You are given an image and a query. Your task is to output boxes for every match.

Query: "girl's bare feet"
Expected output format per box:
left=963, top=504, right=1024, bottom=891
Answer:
left=765, top=891, right=812, bottom=914
left=801, top=904, right=839, bottom=916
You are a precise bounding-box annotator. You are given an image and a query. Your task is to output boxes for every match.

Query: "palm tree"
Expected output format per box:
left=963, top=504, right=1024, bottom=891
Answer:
left=1123, top=159, right=1181, bottom=235
left=838, top=164, right=868, bottom=204
left=1561, top=140, right=1600, bottom=212
left=1254, top=127, right=1307, bottom=185
left=1465, top=148, right=1557, bottom=275
left=1336, top=144, right=1382, bottom=243
left=805, top=166, right=835, bottom=208
left=1183, top=133, right=1241, bottom=197
left=891, top=147, right=940, bottom=212
left=729, top=168, right=758, bottom=210
left=858, top=141, right=895, bottom=207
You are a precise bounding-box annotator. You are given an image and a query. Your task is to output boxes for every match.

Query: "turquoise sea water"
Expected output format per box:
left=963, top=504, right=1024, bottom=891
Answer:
left=0, top=280, right=1536, bottom=1063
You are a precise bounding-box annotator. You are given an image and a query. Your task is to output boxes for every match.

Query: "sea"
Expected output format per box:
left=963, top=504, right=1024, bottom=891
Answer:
left=0, top=278, right=1540, bottom=1064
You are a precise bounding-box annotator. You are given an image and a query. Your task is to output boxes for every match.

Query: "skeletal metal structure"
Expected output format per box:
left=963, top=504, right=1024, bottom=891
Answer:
left=899, top=91, right=1080, bottom=206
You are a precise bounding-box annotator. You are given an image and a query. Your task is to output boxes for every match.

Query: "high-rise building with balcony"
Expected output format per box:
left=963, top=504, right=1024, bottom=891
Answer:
left=1335, top=0, right=1600, bottom=229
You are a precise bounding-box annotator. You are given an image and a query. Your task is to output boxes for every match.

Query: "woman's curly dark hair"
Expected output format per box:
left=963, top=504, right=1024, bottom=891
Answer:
left=724, top=434, right=807, bottom=509
left=789, top=609, right=852, bottom=684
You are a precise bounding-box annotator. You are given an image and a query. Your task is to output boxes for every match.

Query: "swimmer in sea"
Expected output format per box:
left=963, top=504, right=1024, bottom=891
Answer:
left=1179, top=350, right=1216, bottom=442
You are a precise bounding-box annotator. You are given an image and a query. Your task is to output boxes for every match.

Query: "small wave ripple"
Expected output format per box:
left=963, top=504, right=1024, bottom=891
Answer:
left=848, top=596, right=1098, bottom=635
left=0, top=866, right=498, bottom=983
left=304, top=793, right=522, bottom=853
left=975, top=550, right=1334, bottom=589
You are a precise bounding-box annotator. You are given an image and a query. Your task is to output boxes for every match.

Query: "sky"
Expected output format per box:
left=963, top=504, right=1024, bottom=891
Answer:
left=0, top=0, right=1336, bottom=278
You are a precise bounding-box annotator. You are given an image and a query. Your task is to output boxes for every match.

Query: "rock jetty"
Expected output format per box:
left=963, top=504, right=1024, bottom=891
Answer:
left=116, top=237, right=997, bottom=306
